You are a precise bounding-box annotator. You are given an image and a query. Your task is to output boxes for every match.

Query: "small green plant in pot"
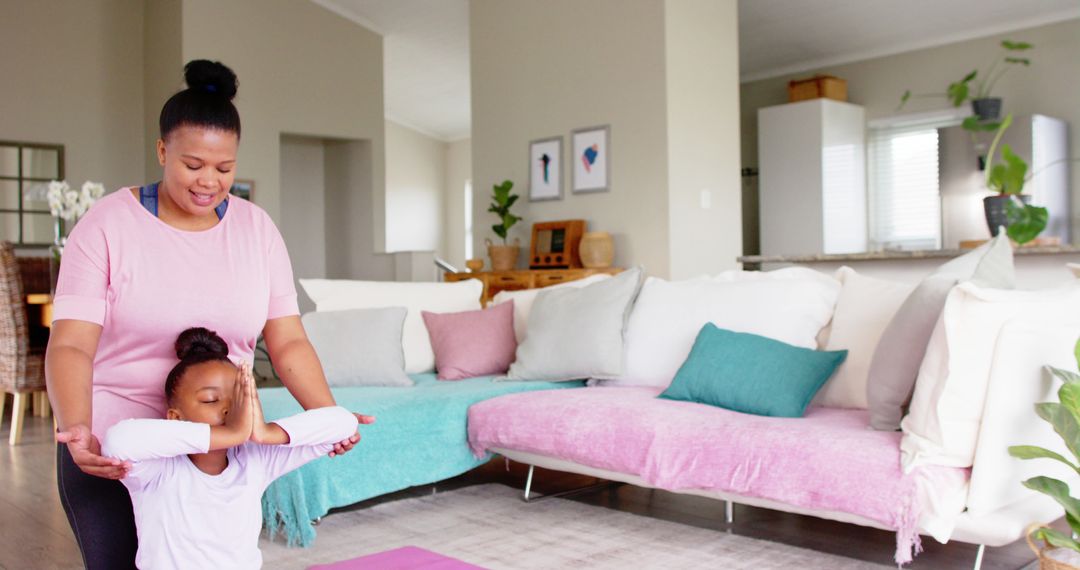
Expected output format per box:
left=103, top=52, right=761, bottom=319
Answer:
left=981, top=113, right=1048, bottom=245
left=1008, top=338, right=1080, bottom=566
left=898, top=40, right=1033, bottom=123
left=486, top=180, right=521, bottom=271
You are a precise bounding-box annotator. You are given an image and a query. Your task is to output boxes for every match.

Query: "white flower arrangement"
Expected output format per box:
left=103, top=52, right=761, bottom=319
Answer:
left=46, top=180, right=105, bottom=222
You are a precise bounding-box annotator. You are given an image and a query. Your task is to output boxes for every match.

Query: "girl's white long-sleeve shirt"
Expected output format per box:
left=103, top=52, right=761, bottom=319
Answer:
left=102, top=406, right=358, bottom=570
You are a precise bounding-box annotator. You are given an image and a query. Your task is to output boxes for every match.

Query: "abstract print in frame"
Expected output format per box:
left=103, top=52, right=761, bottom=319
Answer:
left=529, top=136, right=562, bottom=201
left=572, top=125, right=610, bottom=194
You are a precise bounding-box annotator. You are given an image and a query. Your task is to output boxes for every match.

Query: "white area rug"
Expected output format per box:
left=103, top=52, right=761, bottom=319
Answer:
left=261, top=484, right=889, bottom=569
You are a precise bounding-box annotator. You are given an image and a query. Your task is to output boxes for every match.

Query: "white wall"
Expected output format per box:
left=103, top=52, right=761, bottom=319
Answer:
left=470, top=0, right=672, bottom=276
left=179, top=0, right=386, bottom=244
left=280, top=135, right=327, bottom=313
left=385, top=120, right=446, bottom=255
left=1, top=0, right=145, bottom=196
left=444, top=138, right=473, bottom=270
left=664, top=0, right=742, bottom=277
left=143, top=0, right=181, bottom=184
left=470, top=0, right=742, bottom=278
left=741, top=18, right=1080, bottom=247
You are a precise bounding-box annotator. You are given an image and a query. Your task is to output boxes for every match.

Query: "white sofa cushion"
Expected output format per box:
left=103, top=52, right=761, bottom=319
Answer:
left=813, top=267, right=914, bottom=409
left=506, top=267, right=644, bottom=381
left=964, top=320, right=1080, bottom=516
left=598, top=268, right=840, bottom=388
left=492, top=273, right=613, bottom=344
left=301, top=307, right=413, bottom=387
left=900, top=282, right=1080, bottom=472
left=299, top=278, right=483, bottom=374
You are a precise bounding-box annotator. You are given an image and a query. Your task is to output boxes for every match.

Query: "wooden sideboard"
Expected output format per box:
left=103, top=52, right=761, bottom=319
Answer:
left=444, top=267, right=623, bottom=305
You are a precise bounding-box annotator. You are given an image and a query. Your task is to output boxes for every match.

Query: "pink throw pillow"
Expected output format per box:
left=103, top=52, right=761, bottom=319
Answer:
left=422, top=300, right=517, bottom=381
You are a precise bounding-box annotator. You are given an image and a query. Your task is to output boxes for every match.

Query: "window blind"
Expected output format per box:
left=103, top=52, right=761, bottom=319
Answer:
left=868, top=126, right=941, bottom=250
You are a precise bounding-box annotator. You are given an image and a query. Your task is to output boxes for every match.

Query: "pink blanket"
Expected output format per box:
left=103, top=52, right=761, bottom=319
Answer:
left=468, top=386, right=967, bottom=565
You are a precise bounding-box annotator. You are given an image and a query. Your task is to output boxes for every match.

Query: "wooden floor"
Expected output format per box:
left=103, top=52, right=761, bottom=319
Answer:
left=1, top=411, right=1041, bottom=570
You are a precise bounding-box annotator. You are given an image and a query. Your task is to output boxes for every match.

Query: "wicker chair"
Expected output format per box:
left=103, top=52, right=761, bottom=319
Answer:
left=0, top=242, right=47, bottom=445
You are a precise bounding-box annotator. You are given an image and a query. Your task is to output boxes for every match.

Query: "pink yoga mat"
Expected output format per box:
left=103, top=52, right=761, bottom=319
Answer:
left=307, top=546, right=487, bottom=570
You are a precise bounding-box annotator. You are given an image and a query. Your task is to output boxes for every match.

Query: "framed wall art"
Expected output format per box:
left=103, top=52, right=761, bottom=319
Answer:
left=529, top=136, right=562, bottom=201
left=572, top=125, right=610, bottom=194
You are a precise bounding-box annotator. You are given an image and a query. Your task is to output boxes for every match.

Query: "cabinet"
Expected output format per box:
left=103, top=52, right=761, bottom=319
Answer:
left=444, top=268, right=623, bottom=305
left=758, top=99, right=867, bottom=255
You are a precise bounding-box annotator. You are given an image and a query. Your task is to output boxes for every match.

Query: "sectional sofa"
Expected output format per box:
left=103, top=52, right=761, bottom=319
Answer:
left=466, top=264, right=1079, bottom=568
left=264, top=255, right=1079, bottom=568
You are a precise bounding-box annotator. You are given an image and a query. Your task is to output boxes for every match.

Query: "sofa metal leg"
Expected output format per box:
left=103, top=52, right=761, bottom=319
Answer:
left=520, top=464, right=623, bottom=503
left=523, top=464, right=535, bottom=501
left=725, top=501, right=734, bottom=524
left=973, top=544, right=985, bottom=570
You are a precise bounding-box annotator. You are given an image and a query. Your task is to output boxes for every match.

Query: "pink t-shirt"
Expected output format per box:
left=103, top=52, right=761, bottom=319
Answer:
left=53, top=188, right=300, bottom=439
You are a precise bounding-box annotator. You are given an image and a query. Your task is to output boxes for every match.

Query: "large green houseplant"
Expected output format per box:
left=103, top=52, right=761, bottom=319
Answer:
left=1006, top=338, right=1075, bottom=565
left=1008, top=339, right=1080, bottom=562
left=486, top=179, right=521, bottom=271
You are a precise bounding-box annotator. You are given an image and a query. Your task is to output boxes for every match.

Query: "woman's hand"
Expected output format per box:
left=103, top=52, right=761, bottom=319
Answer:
left=329, top=413, right=376, bottom=458
left=55, top=424, right=131, bottom=480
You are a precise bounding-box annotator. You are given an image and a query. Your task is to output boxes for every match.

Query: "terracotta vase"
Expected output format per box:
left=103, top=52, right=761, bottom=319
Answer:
left=578, top=232, right=614, bottom=268
left=486, top=238, right=520, bottom=272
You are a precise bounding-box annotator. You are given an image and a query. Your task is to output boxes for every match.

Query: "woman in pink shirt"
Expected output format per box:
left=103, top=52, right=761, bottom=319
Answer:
left=44, top=60, right=372, bottom=569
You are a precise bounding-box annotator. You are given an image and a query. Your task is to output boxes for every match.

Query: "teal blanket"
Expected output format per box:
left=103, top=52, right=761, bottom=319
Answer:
left=259, top=373, right=584, bottom=546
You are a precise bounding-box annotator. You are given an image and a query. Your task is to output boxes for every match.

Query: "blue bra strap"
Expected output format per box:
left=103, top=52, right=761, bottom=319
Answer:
left=139, top=182, right=159, bottom=216
left=139, top=182, right=228, bottom=220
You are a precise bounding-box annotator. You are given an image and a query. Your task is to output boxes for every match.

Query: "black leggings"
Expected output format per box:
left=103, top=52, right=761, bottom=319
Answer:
left=56, top=444, right=138, bottom=570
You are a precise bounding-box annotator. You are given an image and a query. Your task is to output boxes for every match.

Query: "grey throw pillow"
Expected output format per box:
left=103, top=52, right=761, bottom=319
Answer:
left=507, top=267, right=645, bottom=381
left=866, top=235, right=1014, bottom=430
left=301, top=307, right=414, bottom=387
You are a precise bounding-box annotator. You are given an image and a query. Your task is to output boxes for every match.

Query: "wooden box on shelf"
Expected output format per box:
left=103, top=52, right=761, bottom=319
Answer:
left=788, top=75, right=847, bottom=103
left=444, top=267, right=623, bottom=305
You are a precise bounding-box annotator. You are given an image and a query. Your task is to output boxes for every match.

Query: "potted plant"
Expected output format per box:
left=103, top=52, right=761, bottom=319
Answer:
left=1008, top=338, right=1080, bottom=569
left=898, top=40, right=1033, bottom=122
left=981, top=113, right=1048, bottom=245
left=486, top=179, right=521, bottom=272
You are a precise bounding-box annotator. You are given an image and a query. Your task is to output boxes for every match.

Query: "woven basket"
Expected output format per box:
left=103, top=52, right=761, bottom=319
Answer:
left=1029, top=524, right=1080, bottom=570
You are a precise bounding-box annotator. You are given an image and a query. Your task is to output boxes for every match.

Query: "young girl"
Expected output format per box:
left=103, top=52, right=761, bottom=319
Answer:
left=99, top=327, right=358, bottom=570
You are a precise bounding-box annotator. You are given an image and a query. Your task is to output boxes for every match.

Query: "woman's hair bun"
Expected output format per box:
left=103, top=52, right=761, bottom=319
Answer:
left=175, top=327, right=229, bottom=360
left=183, top=60, right=238, bottom=101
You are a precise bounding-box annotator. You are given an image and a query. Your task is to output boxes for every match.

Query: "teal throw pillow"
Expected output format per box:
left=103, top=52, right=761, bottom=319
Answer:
left=659, top=324, right=847, bottom=418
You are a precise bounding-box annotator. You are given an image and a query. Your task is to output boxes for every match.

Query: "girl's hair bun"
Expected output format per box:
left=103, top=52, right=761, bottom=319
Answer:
left=183, top=60, right=238, bottom=101
left=174, top=327, right=229, bottom=361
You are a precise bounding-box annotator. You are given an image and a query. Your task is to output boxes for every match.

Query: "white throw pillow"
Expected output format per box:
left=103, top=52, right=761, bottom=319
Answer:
left=598, top=269, right=840, bottom=388
left=491, top=273, right=613, bottom=344
left=301, top=307, right=413, bottom=387
left=965, top=321, right=1080, bottom=516
left=813, top=267, right=914, bottom=409
left=299, top=278, right=483, bottom=374
left=506, top=268, right=644, bottom=381
left=899, top=282, right=1080, bottom=472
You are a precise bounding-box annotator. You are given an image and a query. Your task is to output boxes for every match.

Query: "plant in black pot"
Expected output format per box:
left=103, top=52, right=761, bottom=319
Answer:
left=982, top=114, right=1048, bottom=244
left=898, top=39, right=1033, bottom=124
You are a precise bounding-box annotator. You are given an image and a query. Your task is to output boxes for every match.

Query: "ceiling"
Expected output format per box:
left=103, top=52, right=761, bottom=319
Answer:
left=312, top=0, right=1080, bottom=142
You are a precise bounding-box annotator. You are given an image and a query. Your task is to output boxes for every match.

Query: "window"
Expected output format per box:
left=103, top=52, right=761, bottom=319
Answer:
left=868, top=123, right=944, bottom=251
left=0, top=141, right=65, bottom=247
left=464, top=179, right=473, bottom=260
